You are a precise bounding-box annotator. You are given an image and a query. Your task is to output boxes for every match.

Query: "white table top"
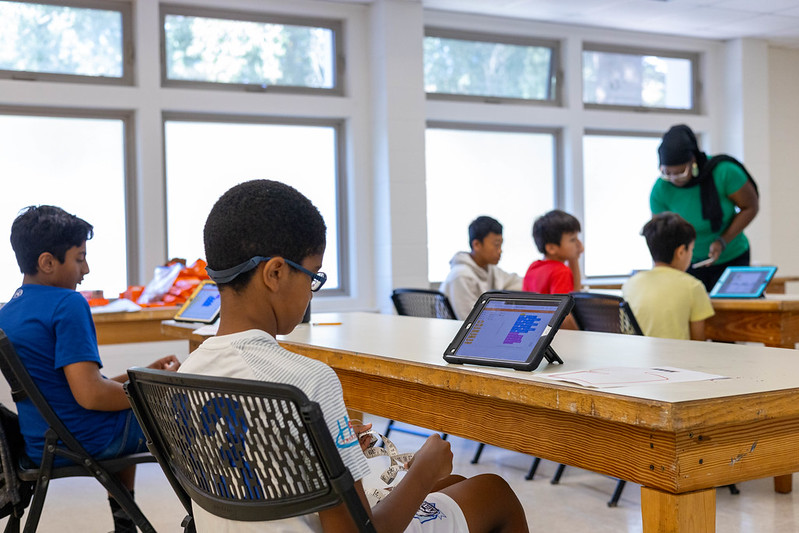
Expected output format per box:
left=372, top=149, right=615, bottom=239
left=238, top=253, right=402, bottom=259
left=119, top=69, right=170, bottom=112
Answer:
left=279, top=312, right=799, bottom=405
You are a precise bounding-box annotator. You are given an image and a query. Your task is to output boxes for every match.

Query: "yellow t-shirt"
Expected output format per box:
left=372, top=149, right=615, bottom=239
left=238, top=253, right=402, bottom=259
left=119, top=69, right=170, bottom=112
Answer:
left=622, top=266, right=715, bottom=340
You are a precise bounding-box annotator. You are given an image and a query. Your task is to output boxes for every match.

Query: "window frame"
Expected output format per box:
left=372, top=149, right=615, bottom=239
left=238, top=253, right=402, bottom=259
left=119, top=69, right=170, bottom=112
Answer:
left=0, top=0, right=133, bottom=86
left=425, top=120, right=562, bottom=283
left=161, top=111, right=350, bottom=297
left=581, top=128, right=667, bottom=278
left=159, top=4, right=344, bottom=96
left=0, top=104, right=138, bottom=286
left=424, top=27, right=561, bottom=107
left=582, top=42, right=701, bottom=114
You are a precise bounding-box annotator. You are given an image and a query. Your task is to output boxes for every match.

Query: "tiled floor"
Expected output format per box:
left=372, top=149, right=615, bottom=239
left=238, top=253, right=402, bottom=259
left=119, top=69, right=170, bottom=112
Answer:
left=1, top=341, right=798, bottom=532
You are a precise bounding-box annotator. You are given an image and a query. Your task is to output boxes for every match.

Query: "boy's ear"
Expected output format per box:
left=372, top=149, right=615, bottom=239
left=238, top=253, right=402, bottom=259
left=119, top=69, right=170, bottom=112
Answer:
left=470, top=238, right=481, bottom=252
left=544, top=242, right=558, bottom=256
left=37, top=252, right=57, bottom=274
left=260, top=257, right=287, bottom=292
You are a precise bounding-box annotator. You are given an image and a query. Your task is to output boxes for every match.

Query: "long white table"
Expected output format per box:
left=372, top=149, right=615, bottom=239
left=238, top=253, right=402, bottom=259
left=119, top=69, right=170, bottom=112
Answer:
left=272, top=312, right=799, bottom=533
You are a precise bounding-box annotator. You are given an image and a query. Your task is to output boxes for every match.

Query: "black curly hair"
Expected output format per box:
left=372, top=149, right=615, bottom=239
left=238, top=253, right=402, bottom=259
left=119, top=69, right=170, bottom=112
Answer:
left=203, top=180, right=326, bottom=290
left=532, top=209, right=581, bottom=254
left=10, top=205, right=93, bottom=275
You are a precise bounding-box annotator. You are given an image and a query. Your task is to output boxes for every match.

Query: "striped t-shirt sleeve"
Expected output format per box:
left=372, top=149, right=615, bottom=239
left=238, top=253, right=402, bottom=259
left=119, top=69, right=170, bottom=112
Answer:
left=234, top=336, right=371, bottom=482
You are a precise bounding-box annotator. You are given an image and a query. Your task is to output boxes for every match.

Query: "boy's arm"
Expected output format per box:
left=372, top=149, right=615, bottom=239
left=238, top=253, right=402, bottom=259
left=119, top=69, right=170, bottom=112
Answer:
left=446, top=275, right=479, bottom=320
left=319, top=434, right=453, bottom=533
left=567, top=259, right=582, bottom=291
left=63, top=361, right=131, bottom=411
left=689, top=320, right=706, bottom=341
left=65, top=355, right=181, bottom=411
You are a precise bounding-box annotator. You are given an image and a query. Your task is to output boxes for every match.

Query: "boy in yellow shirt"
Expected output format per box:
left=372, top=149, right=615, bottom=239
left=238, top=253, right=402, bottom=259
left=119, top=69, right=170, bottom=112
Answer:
left=623, top=212, right=715, bottom=340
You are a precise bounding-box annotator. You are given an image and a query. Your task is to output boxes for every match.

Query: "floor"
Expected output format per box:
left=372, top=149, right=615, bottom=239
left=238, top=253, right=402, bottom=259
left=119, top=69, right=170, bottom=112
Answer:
left=2, top=340, right=798, bottom=532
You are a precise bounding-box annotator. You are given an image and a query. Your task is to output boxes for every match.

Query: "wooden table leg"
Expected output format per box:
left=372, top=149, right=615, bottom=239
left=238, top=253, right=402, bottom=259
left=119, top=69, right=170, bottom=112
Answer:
left=641, top=486, right=715, bottom=533
left=774, top=474, right=793, bottom=494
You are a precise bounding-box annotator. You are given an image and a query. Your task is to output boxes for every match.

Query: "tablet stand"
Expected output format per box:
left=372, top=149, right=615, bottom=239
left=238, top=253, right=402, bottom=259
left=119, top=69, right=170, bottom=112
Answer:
left=543, top=346, right=563, bottom=365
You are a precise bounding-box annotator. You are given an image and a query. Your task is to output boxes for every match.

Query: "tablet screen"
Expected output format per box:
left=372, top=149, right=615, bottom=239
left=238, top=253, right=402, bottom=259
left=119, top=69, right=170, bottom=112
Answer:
left=453, top=300, right=554, bottom=362
left=444, top=292, right=573, bottom=371
left=710, top=266, right=777, bottom=298
left=175, top=282, right=221, bottom=323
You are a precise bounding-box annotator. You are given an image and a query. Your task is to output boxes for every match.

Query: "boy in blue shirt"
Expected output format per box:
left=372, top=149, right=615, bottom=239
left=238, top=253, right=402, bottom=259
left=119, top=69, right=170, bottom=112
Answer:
left=0, top=205, right=180, bottom=532
left=181, top=180, right=529, bottom=532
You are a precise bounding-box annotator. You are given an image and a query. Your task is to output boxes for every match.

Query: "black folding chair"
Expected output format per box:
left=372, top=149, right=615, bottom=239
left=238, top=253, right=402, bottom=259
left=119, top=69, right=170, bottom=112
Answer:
left=391, top=288, right=457, bottom=320
left=386, top=289, right=454, bottom=443
left=541, top=293, right=642, bottom=505
left=570, top=292, right=644, bottom=336
left=0, top=329, right=156, bottom=533
left=124, top=367, right=376, bottom=533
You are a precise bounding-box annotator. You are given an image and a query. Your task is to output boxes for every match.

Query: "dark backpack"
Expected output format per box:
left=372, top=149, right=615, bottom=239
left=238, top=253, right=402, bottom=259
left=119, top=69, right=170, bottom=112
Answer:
left=0, top=403, right=33, bottom=521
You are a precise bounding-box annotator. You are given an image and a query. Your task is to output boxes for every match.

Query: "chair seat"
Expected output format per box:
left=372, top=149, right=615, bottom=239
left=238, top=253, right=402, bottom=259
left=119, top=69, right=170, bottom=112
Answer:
left=17, top=452, right=156, bottom=482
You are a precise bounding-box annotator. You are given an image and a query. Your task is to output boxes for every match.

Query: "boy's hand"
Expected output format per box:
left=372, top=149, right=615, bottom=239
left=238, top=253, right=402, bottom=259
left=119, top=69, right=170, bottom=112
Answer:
left=352, top=422, right=374, bottom=452
left=148, top=355, right=181, bottom=372
left=406, top=434, right=452, bottom=483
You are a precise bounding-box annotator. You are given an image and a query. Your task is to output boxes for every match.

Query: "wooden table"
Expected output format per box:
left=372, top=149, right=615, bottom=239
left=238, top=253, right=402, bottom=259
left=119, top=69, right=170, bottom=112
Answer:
left=586, top=275, right=799, bottom=294
left=267, top=312, right=799, bottom=533
left=588, top=289, right=799, bottom=349
left=93, top=307, right=178, bottom=344
left=706, top=295, right=799, bottom=348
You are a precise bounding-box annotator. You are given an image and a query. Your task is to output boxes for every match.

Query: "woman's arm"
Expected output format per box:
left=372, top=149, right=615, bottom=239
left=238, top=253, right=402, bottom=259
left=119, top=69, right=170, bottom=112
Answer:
left=708, top=181, right=759, bottom=261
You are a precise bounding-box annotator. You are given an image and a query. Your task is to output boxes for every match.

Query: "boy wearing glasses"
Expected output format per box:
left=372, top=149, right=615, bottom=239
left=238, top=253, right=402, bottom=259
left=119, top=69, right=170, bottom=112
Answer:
left=180, top=179, right=529, bottom=533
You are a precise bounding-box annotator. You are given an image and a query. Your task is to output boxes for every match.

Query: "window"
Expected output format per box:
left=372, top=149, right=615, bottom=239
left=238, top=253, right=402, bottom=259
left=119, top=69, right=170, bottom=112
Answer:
left=583, top=45, right=697, bottom=112
left=164, top=116, right=345, bottom=292
left=0, top=112, right=130, bottom=300
left=425, top=125, right=557, bottom=282
left=582, top=132, right=661, bottom=277
left=161, top=6, right=341, bottom=94
left=0, top=0, right=131, bottom=84
left=424, top=28, right=559, bottom=104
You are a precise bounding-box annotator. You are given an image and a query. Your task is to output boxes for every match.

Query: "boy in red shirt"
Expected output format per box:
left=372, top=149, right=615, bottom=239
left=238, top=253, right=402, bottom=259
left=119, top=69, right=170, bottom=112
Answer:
left=523, top=209, right=583, bottom=294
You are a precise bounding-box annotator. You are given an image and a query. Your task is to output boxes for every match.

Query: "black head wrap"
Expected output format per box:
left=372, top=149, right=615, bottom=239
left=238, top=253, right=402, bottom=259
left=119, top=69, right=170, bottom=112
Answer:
left=658, top=124, right=758, bottom=232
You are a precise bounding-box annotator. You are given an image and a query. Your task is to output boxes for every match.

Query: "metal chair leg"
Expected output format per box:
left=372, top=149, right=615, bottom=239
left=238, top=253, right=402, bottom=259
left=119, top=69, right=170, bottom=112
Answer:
left=525, top=457, right=542, bottom=480
left=607, top=479, right=626, bottom=507
left=470, top=443, right=485, bottom=464
left=551, top=463, right=566, bottom=484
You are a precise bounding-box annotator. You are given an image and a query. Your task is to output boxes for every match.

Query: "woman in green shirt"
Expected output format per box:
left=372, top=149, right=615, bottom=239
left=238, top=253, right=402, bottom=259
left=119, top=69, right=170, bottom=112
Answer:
left=651, top=125, right=759, bottom=292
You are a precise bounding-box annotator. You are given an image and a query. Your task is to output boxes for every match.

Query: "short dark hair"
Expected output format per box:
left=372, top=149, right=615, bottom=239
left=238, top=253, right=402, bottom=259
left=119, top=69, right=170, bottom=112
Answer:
left=532, top=210, right=581, bottom=254
left=642, top=212, right=696, bottom=263
left=468, top=216, right=503, bottom=249
left=10, top=205, right=93, bottom=275
left=203, top=180, right=326, bottom=290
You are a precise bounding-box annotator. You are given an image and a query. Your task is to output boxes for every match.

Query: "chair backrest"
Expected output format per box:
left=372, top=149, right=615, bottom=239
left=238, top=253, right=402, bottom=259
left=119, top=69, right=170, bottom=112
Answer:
left=125, top=368, right=376, bottom=532
left=570, top=293, right=643, bottom=336
left=391, top=289, right=457, bottom=319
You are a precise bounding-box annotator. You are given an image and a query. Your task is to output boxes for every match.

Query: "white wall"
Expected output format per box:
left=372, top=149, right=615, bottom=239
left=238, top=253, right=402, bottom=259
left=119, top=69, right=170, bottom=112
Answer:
left=768, top=46, right=799, bottom=283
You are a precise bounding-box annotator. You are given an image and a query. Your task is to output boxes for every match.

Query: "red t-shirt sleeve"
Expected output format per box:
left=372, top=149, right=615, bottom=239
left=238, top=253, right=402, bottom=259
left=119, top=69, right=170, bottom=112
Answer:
left=548, top=264, right=574, bottom=293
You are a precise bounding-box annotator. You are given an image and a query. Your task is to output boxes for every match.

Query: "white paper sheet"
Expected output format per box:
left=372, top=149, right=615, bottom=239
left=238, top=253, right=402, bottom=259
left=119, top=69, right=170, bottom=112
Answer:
left=543, top=366, right=728, bottom=388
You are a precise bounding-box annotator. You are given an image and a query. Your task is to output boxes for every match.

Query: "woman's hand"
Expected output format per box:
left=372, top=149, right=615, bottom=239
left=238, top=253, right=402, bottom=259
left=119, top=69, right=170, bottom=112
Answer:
left=708, top=240, right=724, bottom=262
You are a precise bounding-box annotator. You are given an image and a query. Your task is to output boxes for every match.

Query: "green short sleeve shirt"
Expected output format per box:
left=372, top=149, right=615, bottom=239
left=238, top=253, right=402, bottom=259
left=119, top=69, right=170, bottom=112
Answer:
left=650, top=158, right=750, bottom=264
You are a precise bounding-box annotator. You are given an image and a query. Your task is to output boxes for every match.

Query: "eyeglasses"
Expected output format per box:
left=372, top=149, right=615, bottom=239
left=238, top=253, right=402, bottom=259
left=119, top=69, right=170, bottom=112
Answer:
left=659, top=164, right=692, bottom=182
left=206, top=256, right=327, bottom=292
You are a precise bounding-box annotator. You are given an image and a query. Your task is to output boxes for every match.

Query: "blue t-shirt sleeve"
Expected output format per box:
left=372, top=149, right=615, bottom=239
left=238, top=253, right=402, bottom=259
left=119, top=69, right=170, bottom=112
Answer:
left=52, top=292, right=102, bottom=370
